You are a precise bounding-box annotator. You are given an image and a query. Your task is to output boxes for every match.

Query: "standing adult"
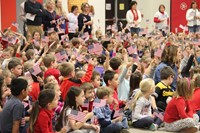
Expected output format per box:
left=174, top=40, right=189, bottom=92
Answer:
left=126, top=1, right=142, bottom=35
left=154, top=4, right=169, bottom=36
left=78, top=3, right=93, bottom=35
left=186, top=1, right=200, bottom=33
left=24, top=0, right=44, bottom=38
left=68, top=5, right=79, bottom=40
left=43, top=0, right=58, bottom=35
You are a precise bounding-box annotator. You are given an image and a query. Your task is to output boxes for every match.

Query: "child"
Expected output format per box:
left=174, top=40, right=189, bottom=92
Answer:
left=109, top=57, right=122, bottom=72
left=152, top=66, right=175, bottom=111
left=103, top=70, right=124, bottom=110
left=102, top=41, right=114, bottom=57
left=0, top=78, right=28, bottom=132
left=29, top=89, right=66, bottom=133
left=91, top=71, right=101, bottom=90
left=164, top=78, right=199, bottom=132
left=80, top=82, right=95, bottom=112
left=129, top=71, right=142, bottom=99
left=44, top=75, right=58, bottom=85
left=58, top=61, right=94, bottom=101
left=131, top=78, right=162, bottom=131
left=7, top=58, right=23, bottom=77
left=56, top=86, right=99, bottom=133
left=43, top=54, right=60, bottom=83
left=71, top=37, right=80, bottom=50
left=94, top=86, right=129, bottom=133
left=191, top=74, right=200, bottom=120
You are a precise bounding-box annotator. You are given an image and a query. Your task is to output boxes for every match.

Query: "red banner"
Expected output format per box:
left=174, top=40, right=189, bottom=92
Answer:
left=170, top=0, right=199, bottom=33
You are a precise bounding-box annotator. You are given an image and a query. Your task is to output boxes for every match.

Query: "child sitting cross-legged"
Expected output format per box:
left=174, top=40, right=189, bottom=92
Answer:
left=93, top=86, right=129, bottom=133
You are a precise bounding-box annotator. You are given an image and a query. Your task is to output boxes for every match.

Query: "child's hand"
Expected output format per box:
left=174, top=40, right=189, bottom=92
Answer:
left=3, top=88, right=11, bottom=98
left=114, top=116, right=123, bottom=123
left=85, top=112, right=94, bottom=121
left=105, top=50, right=110, bottom=57
left=91, top=125, right=100, bottom=133
left=88, top=58, right=95, bottom=66
left=60, top=126, right=67, bottom=133
left=126, top=62, right=133, bottom=68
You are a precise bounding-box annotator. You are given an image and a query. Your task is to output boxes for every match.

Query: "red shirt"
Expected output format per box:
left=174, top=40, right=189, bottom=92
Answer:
left=60, top=64, right=93, bottom=101
left=44, top=68, right=60, bottom=84
left=164, top=96, right=193, bottom=123
left=81, top=100, right=94, bottom=112
left=109, top=89, right=124, bottom=110
left=34, top=108, right=55, bottom=133
left=29, top=82, right=40, bottom=102
left=190, top=88, right=200, bottom=112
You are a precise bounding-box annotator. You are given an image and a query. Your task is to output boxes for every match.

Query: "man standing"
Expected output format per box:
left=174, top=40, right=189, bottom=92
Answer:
left=24, top=0, right=44, bottom=39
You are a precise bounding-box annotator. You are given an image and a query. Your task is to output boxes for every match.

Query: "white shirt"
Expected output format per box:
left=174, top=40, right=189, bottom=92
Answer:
left=186, top=8, right=199, bottom=26
left=154, top=11, right=169, bottom=30
left=126, top=9, right=142, bottom=28
left=68, top=13, right=78, bottom=33
left=19, top=2, right=26, bottom=22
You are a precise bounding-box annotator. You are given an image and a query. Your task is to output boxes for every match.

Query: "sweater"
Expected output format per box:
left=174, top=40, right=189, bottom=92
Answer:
left=33, top=108, right=55, bottom=133
left=24, top=1, right=44, bottom=26
left=186, top=9, right=199, bottom=27
left=164, top=97, right=193, bottom=123
left=126, top=9, right=142, bottom=28
left=60, top=64, right=93, bottom=100
left=154, top=11, right=169, bottom=30
left=190, top=88, right=200, bottom=112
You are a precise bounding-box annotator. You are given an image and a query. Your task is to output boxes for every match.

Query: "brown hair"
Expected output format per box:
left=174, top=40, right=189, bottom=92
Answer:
left=58, top=62, right=74, bottom=77
left=81, top=2, right=90, bottom=11
left=190, top=67, right=200, bottom=79
left=161, top=45, right=178, bottom=65
left=80, top=82, right=94, bottom=93
left=96, top=86, right=113, bottom=99
left=109, top=57, right=122, bottom=70
left=25, top=49, right=34, bottom=60
left=44, top=82, right=57, bottom=90
left=175, top=78, right=194, bottom=100
left=160, top=66, right=175, bottom=80
left=43, top=54, right=55, bottom=68
left=159, top=4, right=165, bottom=12
left=71, top=38, right=80, bottom=46
left=194, top=75, right=200, bottom=88
left=91, top=71, right=100, bottom=81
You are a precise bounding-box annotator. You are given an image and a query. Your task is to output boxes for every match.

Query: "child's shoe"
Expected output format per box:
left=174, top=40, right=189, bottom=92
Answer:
left=149, top=123, right=158, bottom=131
left=120, top=129, right=130, bottom=133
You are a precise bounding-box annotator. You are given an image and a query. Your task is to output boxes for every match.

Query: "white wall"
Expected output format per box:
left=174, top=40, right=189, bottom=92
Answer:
left=135, top=0, right=171, bottom=32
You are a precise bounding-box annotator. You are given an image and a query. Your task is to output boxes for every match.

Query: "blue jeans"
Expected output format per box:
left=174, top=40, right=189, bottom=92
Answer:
left=100, top=117, right=128, bottom=133
left=188, top=25, right=199, bottom=33
left=130, top=27, right=140, bottom=35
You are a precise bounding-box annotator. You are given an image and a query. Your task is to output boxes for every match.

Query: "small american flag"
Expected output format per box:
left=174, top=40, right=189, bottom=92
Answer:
left=93, top=98, right=106, bottom=108
left=77, top=54, right=84, bottom=62
left=41, top=36, right=49, bottom=43
left=192, top=39, right=200, bottom=46
left=61, top=35, right=68, bottom=42
left=81, top=32, right=89, bottom=39
left=57, top=28, right=65, bottom=34
left=127, top=45, right=137, bottom=55
left=154, top=49, right=163, bottom=58
left=132, top=54, right=139, bottom=62
left=82, top=99, right=89, bottom=108
left=93, top=43, right=103, bottom=55
left=153, top=111, right=164, bottom=121
left=68, top=110, right=86, bottom=122
left=88, top=44, right=95, bottom=53
left=106, top=25, right=112, bottom=30
left=55, top=50, right=68, bottom=62
left=2, top=36, right=8, bottom=42
left=33, top=39, right=40, bottom=46
left=113, top=109, right=124, bottom=118
left=47, top=28, right=55, bottom=34
left=139, top=28, right=148, bottom=36
left=29, top=64, right=42, bottom=76
left=12, top=22, right=19, bottom=29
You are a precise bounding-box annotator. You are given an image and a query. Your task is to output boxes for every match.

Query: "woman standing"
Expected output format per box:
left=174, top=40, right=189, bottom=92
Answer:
left=154, top=4, right=169, bottom=36
left=68, top=5, right=79, bottom=40
left=186, top=1, right=200, bottom=33
left=43, top=0, right=58, bottom=35
left=126, top=1, right=142, bottom=35
left=55, top=0, right=68, bottom=34
left=78, top=3, right=93, bottom=35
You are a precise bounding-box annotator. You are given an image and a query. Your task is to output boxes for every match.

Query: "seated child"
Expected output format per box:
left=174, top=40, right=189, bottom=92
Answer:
left=94, top=86, right=129, bottom=133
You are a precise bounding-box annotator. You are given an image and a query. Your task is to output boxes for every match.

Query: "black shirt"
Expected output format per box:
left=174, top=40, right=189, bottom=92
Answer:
left=78, top=13, right=92, bottom=34
left=43, top=10, right=58, bottom=34
left=24, top=0, right=44, bottom=26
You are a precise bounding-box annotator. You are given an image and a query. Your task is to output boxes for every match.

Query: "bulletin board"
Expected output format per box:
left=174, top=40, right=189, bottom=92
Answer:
left=68, top=0, right=88, bottom=13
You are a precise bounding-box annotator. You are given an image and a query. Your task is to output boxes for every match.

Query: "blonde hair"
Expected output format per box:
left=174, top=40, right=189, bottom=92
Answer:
left=131, top=78, right=155, bottom=110
left=44, top=0, right=55, bottom=9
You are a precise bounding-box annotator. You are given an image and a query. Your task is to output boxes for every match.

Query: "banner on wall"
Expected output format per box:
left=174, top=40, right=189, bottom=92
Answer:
left=68, top=0, right=88, bottom=13
left=170, top=0, right=198, bottom=33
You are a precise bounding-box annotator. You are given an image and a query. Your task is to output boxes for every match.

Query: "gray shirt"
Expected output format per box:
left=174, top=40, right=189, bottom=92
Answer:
left=0, top=96, right=24, bottom=133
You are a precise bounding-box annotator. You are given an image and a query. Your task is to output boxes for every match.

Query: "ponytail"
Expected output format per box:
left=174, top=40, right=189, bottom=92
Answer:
left=131, top=90, right=143, bottom=110
left=29, top=101, right=40, bottom=133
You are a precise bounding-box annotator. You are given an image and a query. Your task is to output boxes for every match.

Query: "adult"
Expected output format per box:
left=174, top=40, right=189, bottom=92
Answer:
left=78, top=3, right=93, bottom=35
left=153, top=45, right=182, bottom=91
left=24, top=0, right=44, bottom=39
left=68, top=5, right=79, bottom=40
left=186, top=1, right=200, bottom=33
left=55, top=0, right=68, bottom=34
left=126, top=1, right=142, bottom=35
left=43, top=0, right=58, bottom=35
left=154, top=4, right=169, bottom=36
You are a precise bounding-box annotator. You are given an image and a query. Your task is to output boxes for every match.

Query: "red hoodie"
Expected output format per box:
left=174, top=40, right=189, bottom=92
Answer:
left=110, top=88, right=124, bottom=110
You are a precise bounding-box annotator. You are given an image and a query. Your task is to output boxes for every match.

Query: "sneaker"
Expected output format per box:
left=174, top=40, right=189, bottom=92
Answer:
left=120, top=129, right=130, bottom=133
left=149, top=123, right=158, bottom=131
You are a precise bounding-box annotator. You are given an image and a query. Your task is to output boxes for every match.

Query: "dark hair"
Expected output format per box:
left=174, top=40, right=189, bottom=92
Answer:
left=71, top=5, right=78, bottom=12
left=97, top=54, right=106, bottom=65
left=11, top=78, right=28, bottom=96
left=102, top=41, right=111, bottom=49
left=194, top=75, right=200, bottom=88
left=129, top=71, right=142, bottom=97
left=103, top=70, right=116, bottom=85
left=29, top=89, right=55, bottom=133
left=130, top=1, right=137, bottom=9
left=190, top=1, right=197, bottom=8
left=56, top=86, right=82, bottom=131
left=160, top=66, right=175, bottom=80
left=161, top=45, right=178, bottom=66
left=91, top=71, right=100, bottom=81
left=8, top=58, right=22, bottom=70
left=159, top=4, right=165, bottom=12
left=32, top=31, right=41, bottom=38
left=109, top=57, right=122, bottom=70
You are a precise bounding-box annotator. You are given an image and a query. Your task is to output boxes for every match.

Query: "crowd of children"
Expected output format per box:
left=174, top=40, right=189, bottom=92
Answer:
left=0, top=0, right=200, bottom=133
